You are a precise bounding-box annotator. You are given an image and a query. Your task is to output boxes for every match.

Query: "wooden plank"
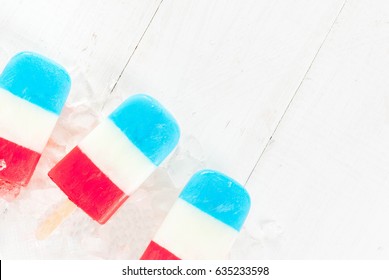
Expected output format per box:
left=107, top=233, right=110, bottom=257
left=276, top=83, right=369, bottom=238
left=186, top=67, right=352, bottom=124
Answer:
left=109, top=0, right=346, bottom=184
left=243, top=0, right=389, bottom=258
left=0, top=0, right=161, bottom=103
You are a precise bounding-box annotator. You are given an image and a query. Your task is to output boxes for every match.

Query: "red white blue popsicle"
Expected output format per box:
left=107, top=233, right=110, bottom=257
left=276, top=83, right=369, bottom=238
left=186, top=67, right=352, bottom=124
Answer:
left=140, top=170, right=251, bottom=260
left=0, top=52, right=71, bottom=191
left=48, top=94, right=180, bottom=224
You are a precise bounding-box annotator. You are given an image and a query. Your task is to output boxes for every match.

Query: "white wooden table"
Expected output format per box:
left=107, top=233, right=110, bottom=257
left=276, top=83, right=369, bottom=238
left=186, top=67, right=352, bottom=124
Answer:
left=0, top=0, right=388, bottom=259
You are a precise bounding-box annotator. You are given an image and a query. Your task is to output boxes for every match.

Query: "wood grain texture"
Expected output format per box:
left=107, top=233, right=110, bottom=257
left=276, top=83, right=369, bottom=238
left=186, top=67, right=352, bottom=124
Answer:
left=109, top=0, right=346, bottom=184
left=2, top=0, right=388, bottom=259
left=244, top=0, right=389, bottom=258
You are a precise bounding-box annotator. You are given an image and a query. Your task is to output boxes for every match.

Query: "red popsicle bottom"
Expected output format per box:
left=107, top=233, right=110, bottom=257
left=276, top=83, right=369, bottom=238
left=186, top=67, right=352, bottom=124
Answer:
left=0, top=137, right=41, bottom=199
left=140, top=241, right=181, bottom=260
left=48, top=146, right=129, bottom=224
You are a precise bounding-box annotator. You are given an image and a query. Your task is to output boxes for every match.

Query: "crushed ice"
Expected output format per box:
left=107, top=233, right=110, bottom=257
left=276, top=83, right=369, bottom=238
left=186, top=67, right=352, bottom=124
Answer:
left=0, top=68, right=214, bottom=258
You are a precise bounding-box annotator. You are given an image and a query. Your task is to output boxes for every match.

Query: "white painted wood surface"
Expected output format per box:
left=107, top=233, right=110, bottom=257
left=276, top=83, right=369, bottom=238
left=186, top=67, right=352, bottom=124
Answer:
left=244, top=0, right=389, bottom=259
left=1, top=0, right=389, bottom=259
left=112, top=0, right=346, bottom=184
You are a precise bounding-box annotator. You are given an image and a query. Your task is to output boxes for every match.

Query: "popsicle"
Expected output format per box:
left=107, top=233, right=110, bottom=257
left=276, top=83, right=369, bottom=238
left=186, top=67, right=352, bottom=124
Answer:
left=140, top=169, right=251, bottom=260
left=0, top=52, right=71, bottom=193
left=47, top=94, right=180, bottom=225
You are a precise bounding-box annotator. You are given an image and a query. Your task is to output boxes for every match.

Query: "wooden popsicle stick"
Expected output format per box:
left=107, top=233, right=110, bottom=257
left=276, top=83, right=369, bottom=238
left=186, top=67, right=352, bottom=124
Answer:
left=36, top=199, right=77, bottom=240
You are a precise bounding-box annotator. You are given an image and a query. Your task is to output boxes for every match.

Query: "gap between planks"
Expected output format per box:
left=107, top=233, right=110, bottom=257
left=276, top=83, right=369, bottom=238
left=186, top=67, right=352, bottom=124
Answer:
left=107, top=0, right=165, bottom=97
left=244, top=0, right=348, bottom=186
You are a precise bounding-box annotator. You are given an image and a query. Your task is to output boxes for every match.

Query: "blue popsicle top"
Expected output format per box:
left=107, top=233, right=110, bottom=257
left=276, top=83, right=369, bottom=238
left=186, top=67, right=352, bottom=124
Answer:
left=0, top=52, right=71, bottom=115
left=109, top=94, right=180, bottom=166
left=179, top=170, right=251, bottom=231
